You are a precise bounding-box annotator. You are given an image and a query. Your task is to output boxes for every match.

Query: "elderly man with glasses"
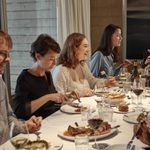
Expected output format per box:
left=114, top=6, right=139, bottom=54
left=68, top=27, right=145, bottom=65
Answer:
left=0, top=30, right=42, bottom=145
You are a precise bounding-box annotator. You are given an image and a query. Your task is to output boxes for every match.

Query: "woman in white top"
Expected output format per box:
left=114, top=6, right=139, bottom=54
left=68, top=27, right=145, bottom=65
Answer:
left=52, top=33, right=115, bottom=97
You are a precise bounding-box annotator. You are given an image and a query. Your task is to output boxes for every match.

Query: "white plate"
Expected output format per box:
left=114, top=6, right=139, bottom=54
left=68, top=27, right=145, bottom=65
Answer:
left=60, top=104, right=80, bottom=114
left=145, top=89, right=150, bottom=97
left=113, top=107, right=134, bottom=114
left=51, top=140, right=63, bottom=150
left=123, top=112, right=141, bottom=124
left=58, top=127, right=117, bottom=142
left=105, top=144, right=140, bottom=150
left=60, top=104, right=95, bottom=114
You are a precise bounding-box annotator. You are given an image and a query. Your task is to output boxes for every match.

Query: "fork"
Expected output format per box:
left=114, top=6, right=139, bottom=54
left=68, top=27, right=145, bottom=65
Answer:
left=126, top=134, right=135, bottom=150
left=130, top=144, right=135, bottom=150
left=126, top=122, right=142, bottom=150
left=34, top=131, right=41, bottom=140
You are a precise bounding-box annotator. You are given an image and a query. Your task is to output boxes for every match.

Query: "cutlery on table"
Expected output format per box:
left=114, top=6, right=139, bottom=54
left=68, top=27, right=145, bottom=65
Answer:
left=34, top=131, right=41, bottom=140
left=130, top=145, right=135, bottom=150
left=126, top=122, right=141, bottom=150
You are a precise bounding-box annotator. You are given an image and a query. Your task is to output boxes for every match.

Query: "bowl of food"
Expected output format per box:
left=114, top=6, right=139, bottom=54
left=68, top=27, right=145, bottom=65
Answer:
left=22, top=140, right=50, bottom=150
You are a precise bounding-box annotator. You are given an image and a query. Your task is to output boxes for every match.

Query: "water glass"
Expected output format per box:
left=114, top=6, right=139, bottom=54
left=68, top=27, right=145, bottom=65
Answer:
left=123, top=81, right=132, bottom=93
left=102, top=104, right=113, bottom=122
left=97, top=102, right=104, bottom=119
left=80, top=104, right=90, bottom=124
left=75, top=135, right=89, bottom=150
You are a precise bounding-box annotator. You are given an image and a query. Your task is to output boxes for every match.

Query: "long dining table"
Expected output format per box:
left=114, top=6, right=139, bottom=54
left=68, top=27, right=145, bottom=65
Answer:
left=1, top=92, right=150, bottom=150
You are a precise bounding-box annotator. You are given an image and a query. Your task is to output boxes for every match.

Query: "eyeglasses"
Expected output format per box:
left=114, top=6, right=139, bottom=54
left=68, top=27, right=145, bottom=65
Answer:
left=0, top=51, right=9, bottom=61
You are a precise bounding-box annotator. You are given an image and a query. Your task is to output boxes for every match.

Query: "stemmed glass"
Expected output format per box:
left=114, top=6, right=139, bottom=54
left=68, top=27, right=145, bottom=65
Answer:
left=88, top=101, right=108, bottom=150
left=9, top=121, right=29, bottom=150
left=132, top=79, right=144, bottom=108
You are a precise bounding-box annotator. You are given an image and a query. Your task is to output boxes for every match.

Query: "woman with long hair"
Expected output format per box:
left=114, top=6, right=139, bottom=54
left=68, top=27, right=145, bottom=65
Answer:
left=90, top=24, right=124, bottom=78
left=53, top=33, right=115, bottom=97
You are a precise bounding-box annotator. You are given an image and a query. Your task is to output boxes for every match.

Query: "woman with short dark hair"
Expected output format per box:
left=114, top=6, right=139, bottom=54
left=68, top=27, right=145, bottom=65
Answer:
left=13, top=34, right=78, bottom=120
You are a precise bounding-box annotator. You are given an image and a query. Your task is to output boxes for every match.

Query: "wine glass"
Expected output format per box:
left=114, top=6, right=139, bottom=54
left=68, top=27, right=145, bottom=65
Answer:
left=9, top=122, right=29, bottom=150
left=132, top=79, right=144, bottom=108
left=88, top=104, right=103, bottom=150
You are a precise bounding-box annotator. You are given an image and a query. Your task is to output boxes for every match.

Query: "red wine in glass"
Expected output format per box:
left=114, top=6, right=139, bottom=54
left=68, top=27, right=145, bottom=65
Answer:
left=132, top=89, right=143, bottom=96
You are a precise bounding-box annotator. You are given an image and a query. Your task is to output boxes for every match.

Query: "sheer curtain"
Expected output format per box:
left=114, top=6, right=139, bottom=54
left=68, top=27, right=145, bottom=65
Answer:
left=57, top=0, right=91, bottom=48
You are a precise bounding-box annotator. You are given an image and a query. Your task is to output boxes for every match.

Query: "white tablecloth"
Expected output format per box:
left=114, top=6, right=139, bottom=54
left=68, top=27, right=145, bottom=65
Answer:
left=1, top=95, right=150, bottom=150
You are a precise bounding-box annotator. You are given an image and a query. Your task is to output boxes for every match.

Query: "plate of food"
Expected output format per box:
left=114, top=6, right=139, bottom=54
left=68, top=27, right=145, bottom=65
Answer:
left=60, top=104, right=82, bottom=114
left=103, top=92, right=125, bottom=106
left=58, top=120, right=117, bottom=141
left=113, top=102, right=134, bottom=114
left=22, top=139, right=50, bottom=150
left=60, top=103, right=95, bottom=114
left=103, top=92, right=125, bottom=99
left=145, top=88, right=150, bottom=97
left=22, top=139, right=63, bottom=150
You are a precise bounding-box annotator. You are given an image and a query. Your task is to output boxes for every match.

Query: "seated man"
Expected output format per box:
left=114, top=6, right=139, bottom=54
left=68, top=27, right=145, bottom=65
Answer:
left=0, top=30, right=42, bottom=145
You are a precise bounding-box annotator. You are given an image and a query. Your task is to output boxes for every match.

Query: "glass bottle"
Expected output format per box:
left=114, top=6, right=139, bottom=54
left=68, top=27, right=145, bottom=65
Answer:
left=130, top=60, right=140, bottom=82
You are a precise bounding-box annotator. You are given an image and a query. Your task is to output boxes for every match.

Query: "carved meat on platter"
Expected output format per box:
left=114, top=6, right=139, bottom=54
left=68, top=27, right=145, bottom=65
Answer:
left=63, top=119, right=111, bottom=137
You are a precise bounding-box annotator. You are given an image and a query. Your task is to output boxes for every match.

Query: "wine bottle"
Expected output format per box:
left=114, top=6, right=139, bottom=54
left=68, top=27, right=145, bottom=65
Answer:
left=130, top=60, right=140, bottom=82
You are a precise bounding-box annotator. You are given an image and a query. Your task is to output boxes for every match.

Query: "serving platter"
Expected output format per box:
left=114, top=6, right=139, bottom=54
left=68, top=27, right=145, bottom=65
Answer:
left=58, top=127, right=117, bottom=142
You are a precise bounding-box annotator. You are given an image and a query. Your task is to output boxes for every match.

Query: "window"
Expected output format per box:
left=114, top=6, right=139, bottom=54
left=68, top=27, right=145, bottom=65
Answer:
left=6, top=0, right=57, bottom=93
left=127, top=0, right=150, bottom=59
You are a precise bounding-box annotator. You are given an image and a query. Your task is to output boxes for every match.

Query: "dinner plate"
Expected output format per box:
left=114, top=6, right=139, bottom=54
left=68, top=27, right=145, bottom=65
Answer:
left=145, top=89, right=150, bottom=97
left=113, top=107, right=134, bottom=114
left=60, top=104, right=95, bottom=114
left=105, top=144, right=140, bottom=150
left=58, top=127, right=117, bottom=142
left=123, top=112, right=141, bottom=124
left=60, top=104, right=81, bottom=114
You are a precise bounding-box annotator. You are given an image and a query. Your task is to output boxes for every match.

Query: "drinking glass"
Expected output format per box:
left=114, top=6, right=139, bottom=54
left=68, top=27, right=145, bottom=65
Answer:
left=10, top=122, right=29, bottom=150
left=102, top=103, right=113, bottom=122
left=75, top=135, right=89, bottom=150
left=80, top=103, right=90, bottom=126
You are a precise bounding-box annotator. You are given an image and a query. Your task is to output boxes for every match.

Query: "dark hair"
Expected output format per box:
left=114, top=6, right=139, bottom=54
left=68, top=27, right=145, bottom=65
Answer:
left=0, top=30, right=13, bottom=49
left=30, top=34, right=61, bottom=61
left=57, top=33, right=86, bottom=68
left=94, top=24, right=121, bottom=62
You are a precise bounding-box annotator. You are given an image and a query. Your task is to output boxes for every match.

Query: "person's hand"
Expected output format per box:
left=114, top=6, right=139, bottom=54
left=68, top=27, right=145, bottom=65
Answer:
left=122, top=59, right=133, bottom=67
left=49, top=93, right=68, bottom=103
left=105, top=76, right=116, bottom=86
left=25, top=116, right=42, bottom=133
left=134, top=119, right=150, bottom=146
left=80, top=89, right=94, bottom=97
left=66, top=91, right=80, bottom=102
